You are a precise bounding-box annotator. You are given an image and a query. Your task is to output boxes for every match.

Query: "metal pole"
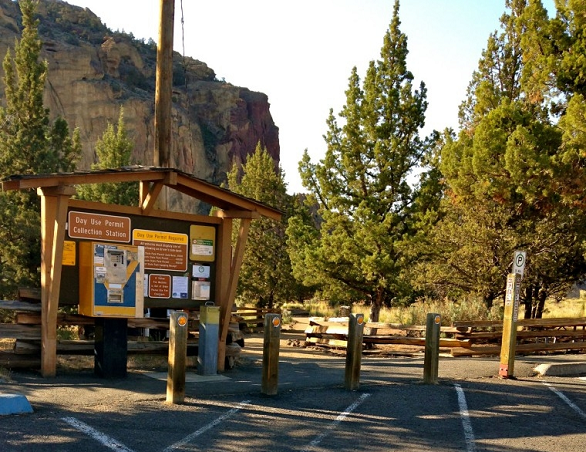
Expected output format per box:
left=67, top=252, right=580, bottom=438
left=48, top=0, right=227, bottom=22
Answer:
left=423, top=313, right=441, bottom=384
left=198, top=305, right=220, bottom=375
left=167, top=310, right=188, bottom=403
left=261, top=314, right=281, bottom=396
left=499, top=273, right=521, bottom=378
left=344, top=313, right=364, bottom=391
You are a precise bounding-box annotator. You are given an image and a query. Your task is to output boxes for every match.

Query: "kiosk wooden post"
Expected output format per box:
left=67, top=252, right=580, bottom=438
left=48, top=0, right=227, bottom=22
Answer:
left=423, top=313, right=441, bottom=384
left=344, top=313, right=365, bottom=391
left=39, top=186, right=75, bottom=377
left=167, top=310, right=189, bottom=403
left=499, top=273, right=521, bottom=378
left=261, top=314, right=281, bottom=396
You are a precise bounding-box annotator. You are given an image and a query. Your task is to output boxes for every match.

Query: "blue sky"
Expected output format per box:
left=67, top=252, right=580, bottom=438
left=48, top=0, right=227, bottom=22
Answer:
left=67, top=0, right=556, bottom=193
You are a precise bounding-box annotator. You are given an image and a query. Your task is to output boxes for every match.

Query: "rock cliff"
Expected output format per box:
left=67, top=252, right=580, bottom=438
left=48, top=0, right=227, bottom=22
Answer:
left=0, top=0, right=280, bottom=213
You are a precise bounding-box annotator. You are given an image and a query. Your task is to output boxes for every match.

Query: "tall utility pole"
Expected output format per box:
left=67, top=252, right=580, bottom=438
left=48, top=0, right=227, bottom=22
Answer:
left=154, top=0, right=174, bottom=170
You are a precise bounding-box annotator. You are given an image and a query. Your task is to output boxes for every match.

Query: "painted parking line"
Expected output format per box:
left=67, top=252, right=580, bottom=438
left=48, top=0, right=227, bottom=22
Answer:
left=62, top=416, right=136, bottom=452
left=454, top=384, right=476, bottom=452
left=163, top=400, right=251, bottom=452
left=543, top=382, right=586, bottom=420
left=302, top=393, right=371, bottom=452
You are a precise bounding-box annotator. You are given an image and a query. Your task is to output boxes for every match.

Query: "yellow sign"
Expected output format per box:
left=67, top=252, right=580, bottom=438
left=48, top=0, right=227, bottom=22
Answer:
left=189, top=225, right=216, bottom=262
left=272, top=317, right=281, bottom=328
left=357, top=315, right=364, bottom=325
left=62, top=240, right=76, bottom=266
left=177, top=315, right=188, bottom=327
left=434, top=315, right=441, bottom=325
left=133, top=229, right=189, bottom=272
left=133, top=229, right=188, bottom=244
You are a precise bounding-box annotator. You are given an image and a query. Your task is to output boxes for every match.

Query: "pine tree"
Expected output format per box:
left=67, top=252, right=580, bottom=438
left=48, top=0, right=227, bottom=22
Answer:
left=226, top=143, right=301, bottom=308
left=416, top=0, right=586, bottom=315
left=77, top=108, right=139, bottom=206
left=288, top=0, right=432, bottom=321
left=0, top=0, right=80, bottom=298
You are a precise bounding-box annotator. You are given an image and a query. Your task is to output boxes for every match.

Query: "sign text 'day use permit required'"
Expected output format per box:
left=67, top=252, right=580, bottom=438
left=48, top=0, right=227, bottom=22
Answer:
left=132, top=229, right=188, bottom=272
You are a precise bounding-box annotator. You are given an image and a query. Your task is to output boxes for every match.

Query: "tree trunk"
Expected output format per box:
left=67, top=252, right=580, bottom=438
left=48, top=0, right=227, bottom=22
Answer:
left=523, top=285, right=533, bottom=319
left=534, top=289, right=547, bottom=319
left=369, top=288, right=385, bottom=322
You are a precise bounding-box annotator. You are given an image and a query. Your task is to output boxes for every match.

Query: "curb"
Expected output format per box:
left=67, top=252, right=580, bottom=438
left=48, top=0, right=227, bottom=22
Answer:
left=533, top=362, right=586, bottom=377
left=0, top=393, right=33, bottom=415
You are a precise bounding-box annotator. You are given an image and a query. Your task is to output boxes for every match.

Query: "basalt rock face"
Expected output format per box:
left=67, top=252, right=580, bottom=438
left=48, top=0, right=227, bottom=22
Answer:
left=0, top=0, right=280, bottom=213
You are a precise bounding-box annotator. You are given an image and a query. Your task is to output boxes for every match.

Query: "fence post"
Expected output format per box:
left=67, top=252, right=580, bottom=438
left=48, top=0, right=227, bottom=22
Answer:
left=423, top=313, right=441, bottom=384
left=344, top=313, right=365, bottom=391
left=261, top=313, right=281, bottom=396
left=499, top=273, right=521, bottom=378
left=167, top=310, right=188, bottom=403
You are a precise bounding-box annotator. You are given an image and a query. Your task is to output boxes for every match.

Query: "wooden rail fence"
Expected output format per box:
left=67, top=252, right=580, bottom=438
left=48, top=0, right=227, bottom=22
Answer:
left=305, top=317, right=586, bottom=357
left=0, top=292, right=252, bottom=369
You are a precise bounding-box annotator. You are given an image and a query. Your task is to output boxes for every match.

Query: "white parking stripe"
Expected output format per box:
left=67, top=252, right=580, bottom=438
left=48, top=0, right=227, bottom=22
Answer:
left=454, top=384, right=477, bottom=452
left=62, top=416, right=136, bottom=452
left=543, top=382, right=586, bottom=420
left=163, top=400, right=251, bottom=452
left=303, top=393, right=371, bottom=451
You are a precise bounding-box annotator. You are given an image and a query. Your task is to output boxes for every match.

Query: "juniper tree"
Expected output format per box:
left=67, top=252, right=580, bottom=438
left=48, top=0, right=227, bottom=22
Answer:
left=416, top=0, right=586, bottom=315
left=76, top=108, right=139, bottom=206
left=0, top=0, right=80, bottom=298
left=287, top=0, right=433, bottom=321
left=226, top=143, right=302, bottom=308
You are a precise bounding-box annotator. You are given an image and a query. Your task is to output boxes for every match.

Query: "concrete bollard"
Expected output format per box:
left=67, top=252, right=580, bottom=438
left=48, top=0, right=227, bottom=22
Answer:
left=261, top=314, right=281, bottom=396
left=423, top=313, right=441, bottom=384
left=198, top=304, right=220, bottom=376
left=167, top=310, right=189, bottom=404
left=344, top=313, right=365, bottom=391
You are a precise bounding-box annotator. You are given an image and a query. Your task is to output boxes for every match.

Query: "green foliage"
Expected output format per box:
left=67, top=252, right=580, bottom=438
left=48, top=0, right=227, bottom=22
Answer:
left=288, top=1, right=435, bottom=321
left=415, top=0, right=586, bottom=317
left=0, top=0, right=80, bottom=299
left=227, top=143, right=307, bottom=308
left=76, top=108, right=139, bottom=206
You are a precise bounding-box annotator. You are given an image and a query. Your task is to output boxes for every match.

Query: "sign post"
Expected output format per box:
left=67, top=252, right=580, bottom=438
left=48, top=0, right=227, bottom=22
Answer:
left=499, top=273, right=522, bottom=378
left=513, top=250, right=526, bottom=278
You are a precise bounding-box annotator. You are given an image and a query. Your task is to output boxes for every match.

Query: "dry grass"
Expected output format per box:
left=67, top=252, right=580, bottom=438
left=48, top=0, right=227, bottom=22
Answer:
left=287, top=295, right=586, bottom=326
left=285, top=296, right=501, bottom=326
left=543, top=297, right=586, bottom=318
left=0, top=338, right=15, bottom=381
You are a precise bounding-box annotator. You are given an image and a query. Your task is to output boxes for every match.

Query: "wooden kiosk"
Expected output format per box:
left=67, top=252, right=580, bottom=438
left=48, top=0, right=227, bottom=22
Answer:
left=1, top=167, right=281, bottom=377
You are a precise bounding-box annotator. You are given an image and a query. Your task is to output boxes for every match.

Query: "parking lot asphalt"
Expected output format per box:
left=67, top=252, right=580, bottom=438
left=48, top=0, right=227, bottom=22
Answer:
left=2, top=336, right=586, bottom=452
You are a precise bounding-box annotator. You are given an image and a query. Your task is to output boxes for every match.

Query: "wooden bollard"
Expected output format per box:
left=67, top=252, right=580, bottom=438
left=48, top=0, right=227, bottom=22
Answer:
left=261, top=314, right=281, bottom=396
left=423, top=313, right=441, bottom=384
left=499, top=273, right=521, bottom=378
left=167, top=310, right=189, bottom=404
left=344, top=313, right=364, bottom=391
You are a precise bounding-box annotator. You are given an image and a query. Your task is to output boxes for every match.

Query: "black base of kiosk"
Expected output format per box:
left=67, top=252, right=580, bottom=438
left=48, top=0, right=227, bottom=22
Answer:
left=94, top=318, right=128, bottom=378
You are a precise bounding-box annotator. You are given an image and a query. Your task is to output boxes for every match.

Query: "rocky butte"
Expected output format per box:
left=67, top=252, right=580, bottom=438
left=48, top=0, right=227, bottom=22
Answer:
left=0, top=0, right=280, bottom=213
